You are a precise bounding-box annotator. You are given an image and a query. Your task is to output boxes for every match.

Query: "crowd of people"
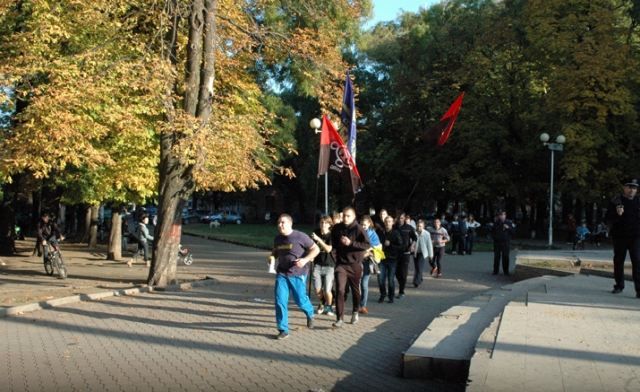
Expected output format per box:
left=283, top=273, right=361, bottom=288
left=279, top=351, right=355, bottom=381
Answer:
left=268, top=207, right=517, bottom=339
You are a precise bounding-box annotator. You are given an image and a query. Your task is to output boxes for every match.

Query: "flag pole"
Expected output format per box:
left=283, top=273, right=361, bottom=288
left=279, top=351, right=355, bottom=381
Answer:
left=324, top=173, right=329, bottom=215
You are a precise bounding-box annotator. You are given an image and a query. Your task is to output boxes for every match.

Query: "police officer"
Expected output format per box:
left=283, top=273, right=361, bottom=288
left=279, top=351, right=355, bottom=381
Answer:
left=491, top=210, right=515, bottom=275
left=605, top=178, right=640, bottom=298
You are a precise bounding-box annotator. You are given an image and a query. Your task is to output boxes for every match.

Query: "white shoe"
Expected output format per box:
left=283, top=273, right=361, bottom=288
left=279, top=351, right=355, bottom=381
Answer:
left=350, top=312, right=359, bottom=324
left=316, top=304, right=324, bottom=314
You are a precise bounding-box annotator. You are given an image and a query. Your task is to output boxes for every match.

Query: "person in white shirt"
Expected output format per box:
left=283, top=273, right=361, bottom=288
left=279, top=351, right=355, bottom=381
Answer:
left=413, top=219, right=434, bottom=287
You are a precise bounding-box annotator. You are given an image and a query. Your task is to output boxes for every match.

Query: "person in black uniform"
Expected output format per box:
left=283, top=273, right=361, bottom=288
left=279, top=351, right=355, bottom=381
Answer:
left=605, top=178, right=640, bottom=297
left=491, top=210, right=514, bottom=275
left=395, top=213, right=417, bottom=299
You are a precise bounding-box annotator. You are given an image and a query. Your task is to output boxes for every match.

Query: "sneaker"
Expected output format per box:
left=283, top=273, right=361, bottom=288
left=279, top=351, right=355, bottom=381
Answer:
left=432, top=267, right=439, bottom=276
left=350, top=313, right=359, bottom=324
left=307, top=317, right=314, bottom=329
left=388, top=298, right=394, bottom=304
left=636, top=293, right=640, bottom=298
left=325, top=306, right=335, bottom=316
left=358, top=307, right=368, bottom=315
left=316, top=304, right=324, bottom=314
left=378, top=297, right=385, bottom=303
left=612, top=288, right=623, bottom=294
left=397, top=293, right=405, bottom=299
left=332, top=319, right=344, bottom=328
left=276, top=331, right=289, bottom=340
left=430, top=267, right=435, bottom=275
left=437, top=273, right=443, bottom=278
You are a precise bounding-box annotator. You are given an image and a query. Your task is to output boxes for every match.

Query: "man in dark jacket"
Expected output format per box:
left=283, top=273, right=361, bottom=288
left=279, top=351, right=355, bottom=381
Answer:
left=379, top=216, right=403, bottom=303
left=395, top=213, right=417, bottom=298
left=36, top=212, right=64, bottom=266
left=605, top=178, right=640, bottom=297
left=331, top=207, right=370, bottom=327
left=491, top=210, right=515, bottom=275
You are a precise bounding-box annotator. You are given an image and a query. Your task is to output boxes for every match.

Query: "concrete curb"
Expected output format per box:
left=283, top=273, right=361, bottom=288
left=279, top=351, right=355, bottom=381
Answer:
left=401, top=275, right=558, bottom=382
left=0, top=276, right=217, bottom=318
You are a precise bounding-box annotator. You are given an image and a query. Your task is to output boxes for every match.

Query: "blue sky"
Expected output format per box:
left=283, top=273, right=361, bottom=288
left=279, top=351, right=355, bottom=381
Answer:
left=368, top=0, right=440, bottom=26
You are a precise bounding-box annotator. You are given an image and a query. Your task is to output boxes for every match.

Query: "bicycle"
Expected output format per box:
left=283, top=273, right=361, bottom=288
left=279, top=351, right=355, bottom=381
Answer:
left=44, top=241, right=67, bottom=279
left=178, top=244, right=193, bottom=266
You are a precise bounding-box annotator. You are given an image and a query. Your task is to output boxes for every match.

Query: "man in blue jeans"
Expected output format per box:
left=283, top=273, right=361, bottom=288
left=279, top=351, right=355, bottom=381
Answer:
left=271, top=214, right=320, bottom=340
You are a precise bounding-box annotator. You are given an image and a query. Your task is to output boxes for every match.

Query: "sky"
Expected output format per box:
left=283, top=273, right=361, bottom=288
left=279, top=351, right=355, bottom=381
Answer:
left=368, top=0, right=440, bottom=27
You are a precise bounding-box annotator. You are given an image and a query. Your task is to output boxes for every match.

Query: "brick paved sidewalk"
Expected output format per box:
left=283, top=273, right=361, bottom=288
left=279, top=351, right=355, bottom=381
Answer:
left=0, top=239, right=206, bottom=308
left=1, top=236, right=504, bottom=391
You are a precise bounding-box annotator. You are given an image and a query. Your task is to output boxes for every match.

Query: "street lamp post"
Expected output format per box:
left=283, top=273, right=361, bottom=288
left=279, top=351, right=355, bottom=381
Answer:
left=310, top=118, right=328, bottom=215
left=540, top=133, right=566, bottom=247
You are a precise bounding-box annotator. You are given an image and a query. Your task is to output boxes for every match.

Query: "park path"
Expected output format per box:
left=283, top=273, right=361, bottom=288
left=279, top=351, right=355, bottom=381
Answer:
left=1, top=236, right=506, bottom=391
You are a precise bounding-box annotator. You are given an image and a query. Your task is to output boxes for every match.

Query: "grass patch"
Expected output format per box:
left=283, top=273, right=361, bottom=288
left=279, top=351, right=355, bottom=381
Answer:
left=182, top=223, right=314, bottom=249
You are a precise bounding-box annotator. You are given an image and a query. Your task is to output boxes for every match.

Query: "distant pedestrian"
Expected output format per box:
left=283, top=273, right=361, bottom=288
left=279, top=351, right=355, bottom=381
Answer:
left=466, top=214, right=481, bottom=255
left=429, top=218, right=449, bottom=277
left=449, top=214, right=461, bottom=254
left=359, top=215, right=380, bottom=314
left=605, top=178, right=640, bottom=298
left=374, top=208, right=388, bottom=238
left=413, top=219, right=434, bottom=287
left=310, top=216, right=335, bottom=316
left=566, top=213, right=577, bottom=244
left=491, top=211, right=515, bottom=275
left=331, top=207, right=370, bottom=327
left=379, top=216, right=403, bottom=303
left=271, top=214, right=320, bottom=340
left=593, top=221, right=608, bottom=247
left=395, top=213, right=417, bottom=299
left=129, top=213, right=154, bottom=267
left=573, top=222, right=590, bottom=250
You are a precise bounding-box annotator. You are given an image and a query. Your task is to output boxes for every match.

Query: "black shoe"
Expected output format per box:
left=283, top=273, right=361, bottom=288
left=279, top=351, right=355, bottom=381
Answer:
left=307, top=317, right=314, bottom=329
left=492, top=272, right=498, bottom=275
left=378, top=297, right=385, bottom=303
left=504, top=272, right=510, bottom=276
left=276, top=331, right=289, bottom=340
left=388, top=298, right=394, bottom=303
left=612, top=288, right=623, bottom=294
left=636, top=293, right=640, bottom=298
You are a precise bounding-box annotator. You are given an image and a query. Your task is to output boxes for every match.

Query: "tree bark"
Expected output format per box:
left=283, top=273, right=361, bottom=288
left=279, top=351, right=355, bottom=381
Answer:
left=149, top=0, right=217, bottom=287
left=82, top=205, right=91, bottom=243
left=88, top=204, right=99, bottom=248
left=107, top=211, right=122, bottom=260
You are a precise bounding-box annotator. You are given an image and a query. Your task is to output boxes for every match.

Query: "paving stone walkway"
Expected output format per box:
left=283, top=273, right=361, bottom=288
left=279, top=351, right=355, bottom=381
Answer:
left=1, top=236, right=505, bottom=391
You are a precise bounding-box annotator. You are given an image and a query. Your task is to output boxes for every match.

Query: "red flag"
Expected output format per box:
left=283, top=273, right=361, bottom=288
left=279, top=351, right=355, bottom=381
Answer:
left=317, top=115, right=363, bottom=194
left=436, top=92, right=465, bottom=146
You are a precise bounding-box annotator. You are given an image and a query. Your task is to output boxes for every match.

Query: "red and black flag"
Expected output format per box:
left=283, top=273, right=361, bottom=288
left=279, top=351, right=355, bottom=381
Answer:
left=317, top=115, right=363, bottom=194
left=435, top=92, right=465, bottom=146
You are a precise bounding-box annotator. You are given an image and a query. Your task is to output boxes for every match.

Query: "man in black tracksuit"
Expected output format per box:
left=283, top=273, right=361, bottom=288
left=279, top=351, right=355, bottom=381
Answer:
left=396, top=213, right=417, bottom=298
left=492, top=210, right=515, bottom=276
left=331, top=207, right=370, bottom=327
left=605, top=178, right=640, bottom=297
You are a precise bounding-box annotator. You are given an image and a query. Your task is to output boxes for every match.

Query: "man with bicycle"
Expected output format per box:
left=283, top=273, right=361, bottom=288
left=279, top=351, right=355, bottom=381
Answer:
left=36, top=212, right=64, bottom=267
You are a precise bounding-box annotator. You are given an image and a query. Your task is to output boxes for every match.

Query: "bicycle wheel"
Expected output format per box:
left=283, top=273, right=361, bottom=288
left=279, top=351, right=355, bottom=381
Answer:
left=53, top=252, right=67, bottom=279
left=44, top=258, right=54, bottom=276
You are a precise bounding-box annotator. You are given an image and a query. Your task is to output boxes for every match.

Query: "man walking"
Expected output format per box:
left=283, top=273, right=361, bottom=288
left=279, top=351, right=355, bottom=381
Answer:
left=413, top=219, right=433, bottom=287
left=271, top=214, right=320, bottom=340
left=492, top=210, right=515, bottom=275
left=396, top=213, right=417, bottom=298
left=331, top=207, right=370, bottom=327
left=605, top=178, right=640, bottom=298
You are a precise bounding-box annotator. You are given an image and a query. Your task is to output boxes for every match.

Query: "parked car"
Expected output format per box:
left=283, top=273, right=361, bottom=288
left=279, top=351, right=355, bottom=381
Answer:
left=204, top=211, right=242, bottom=224
left=182, top=209, right=199, bottom=224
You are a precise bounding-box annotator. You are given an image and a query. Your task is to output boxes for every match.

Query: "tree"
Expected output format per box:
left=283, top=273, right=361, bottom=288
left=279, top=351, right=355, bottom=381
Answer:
left=149, top=0, right=371, bottom=286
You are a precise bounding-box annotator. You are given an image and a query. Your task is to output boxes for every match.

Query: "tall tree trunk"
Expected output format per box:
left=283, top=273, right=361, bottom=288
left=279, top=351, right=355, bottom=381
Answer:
left=88, top=204, right=99, bottom=248
left=107, top=211, right=122, bottom=260
left=82, top=205, right=91, bottom=243
left=0, top=186, right=15, bottom=256
left=149, top=0, right=217, bottom=287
